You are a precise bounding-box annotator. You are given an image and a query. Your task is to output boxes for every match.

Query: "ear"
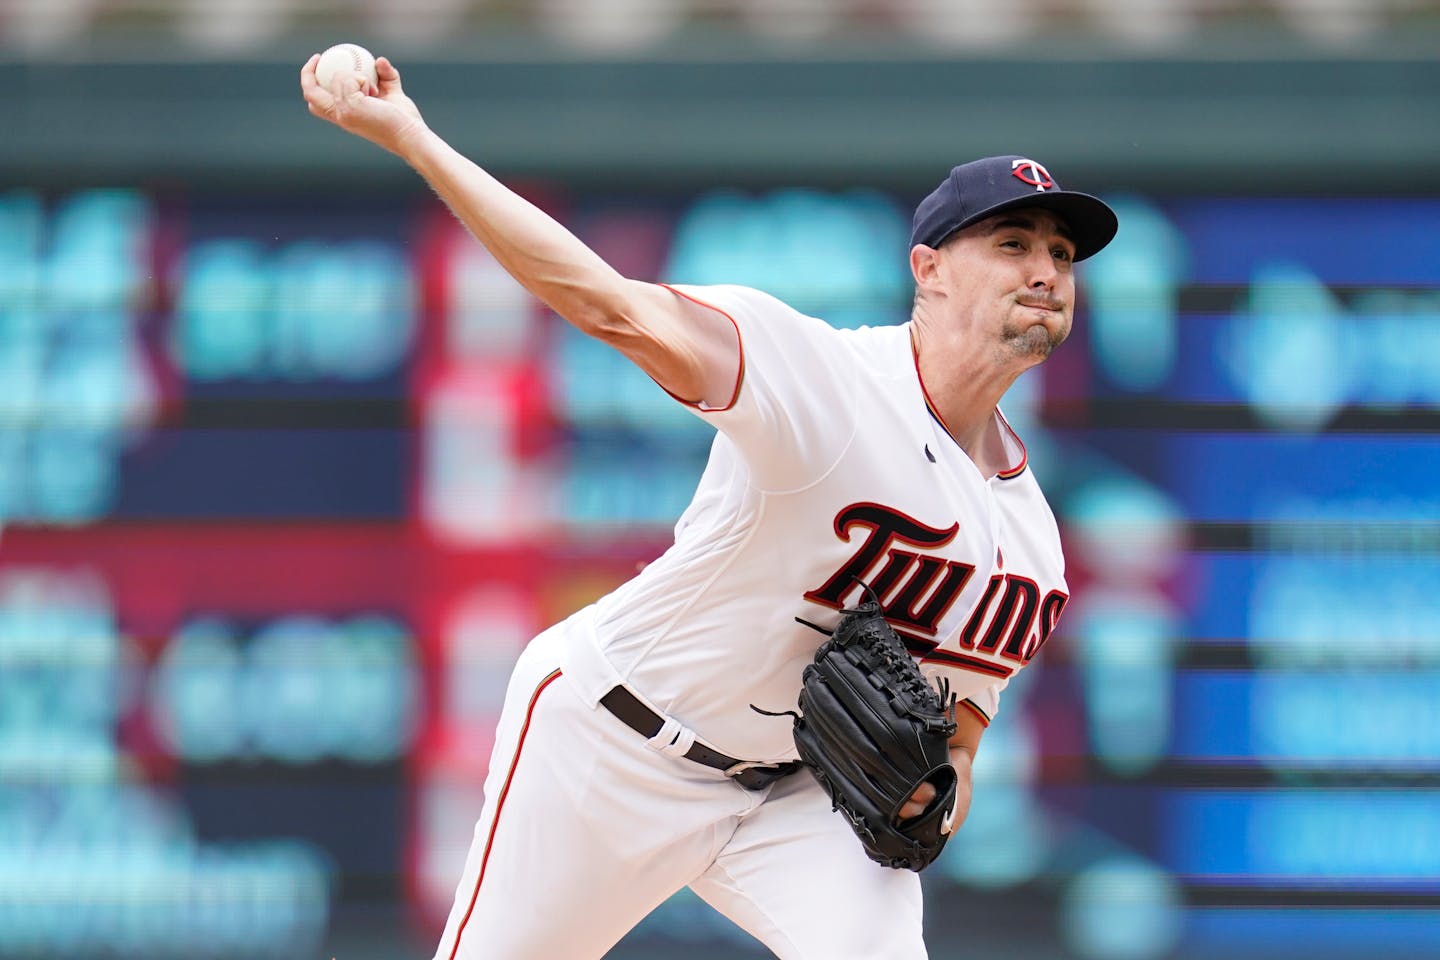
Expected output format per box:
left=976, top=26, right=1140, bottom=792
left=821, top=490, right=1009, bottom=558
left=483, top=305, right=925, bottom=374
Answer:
left=910, top=244, right=944, bottom=294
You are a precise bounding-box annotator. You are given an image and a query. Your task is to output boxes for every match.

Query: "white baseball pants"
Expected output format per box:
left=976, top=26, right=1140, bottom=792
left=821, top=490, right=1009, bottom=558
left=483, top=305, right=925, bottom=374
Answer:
left=431, top=622, right=927, bottom=960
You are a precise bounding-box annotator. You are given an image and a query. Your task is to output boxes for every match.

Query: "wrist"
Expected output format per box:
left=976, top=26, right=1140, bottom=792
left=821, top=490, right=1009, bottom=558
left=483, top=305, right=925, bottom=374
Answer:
left=392, top=120, right=437, bottom=163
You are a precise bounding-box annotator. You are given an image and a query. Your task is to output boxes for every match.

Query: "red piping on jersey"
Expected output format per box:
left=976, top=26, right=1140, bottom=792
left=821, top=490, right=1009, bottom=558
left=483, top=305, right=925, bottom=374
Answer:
left=958, top=698, right=992, bottom=728
left=652, top=283, right=745, bottom=413
left=909, top=330, right=1028, bottom=480
left=921, top=647, right=1016, bottom=679
left=446, top=667, right=563, bottom=960
left=993, top=408, right=1029, bottom=480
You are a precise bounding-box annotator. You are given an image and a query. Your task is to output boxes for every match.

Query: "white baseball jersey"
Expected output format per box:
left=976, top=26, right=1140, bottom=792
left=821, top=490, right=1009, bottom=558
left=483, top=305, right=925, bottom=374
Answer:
left=435, top=281, right=1073, bottom=960
left=561, top=282, right=1070, bottom=764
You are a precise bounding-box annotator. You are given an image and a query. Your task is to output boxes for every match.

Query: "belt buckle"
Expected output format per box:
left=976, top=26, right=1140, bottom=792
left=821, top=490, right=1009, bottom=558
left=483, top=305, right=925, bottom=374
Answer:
left=725, top=760, right=796, bottom=791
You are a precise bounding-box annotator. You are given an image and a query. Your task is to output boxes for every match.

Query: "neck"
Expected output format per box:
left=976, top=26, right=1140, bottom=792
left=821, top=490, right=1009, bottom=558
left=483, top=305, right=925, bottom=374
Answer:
left=909, top=321, right=1025, bottom=471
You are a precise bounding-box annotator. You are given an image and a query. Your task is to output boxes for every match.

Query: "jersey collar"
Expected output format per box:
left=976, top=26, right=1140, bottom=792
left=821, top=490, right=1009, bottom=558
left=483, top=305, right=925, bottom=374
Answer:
left=908, top=325, right=1029, bottom=480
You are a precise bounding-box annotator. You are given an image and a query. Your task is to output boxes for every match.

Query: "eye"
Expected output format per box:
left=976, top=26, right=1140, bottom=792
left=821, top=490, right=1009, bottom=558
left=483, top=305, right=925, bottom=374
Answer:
left=1052, top=246, right=1074, bottom=263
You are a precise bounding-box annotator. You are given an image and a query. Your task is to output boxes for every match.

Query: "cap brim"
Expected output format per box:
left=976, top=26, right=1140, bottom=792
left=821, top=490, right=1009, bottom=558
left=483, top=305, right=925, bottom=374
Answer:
left=946, top=191, right=1118, bottom=262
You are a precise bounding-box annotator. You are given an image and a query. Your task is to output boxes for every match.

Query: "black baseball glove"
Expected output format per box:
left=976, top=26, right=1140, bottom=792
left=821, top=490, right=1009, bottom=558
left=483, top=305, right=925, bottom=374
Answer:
left=784, top=597, right=959, bottom=872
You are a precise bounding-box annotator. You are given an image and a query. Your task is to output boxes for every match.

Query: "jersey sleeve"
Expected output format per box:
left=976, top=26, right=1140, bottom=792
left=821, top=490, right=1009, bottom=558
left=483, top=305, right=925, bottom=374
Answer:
left=662, top=283, right=859, bottom=493
left=920, top=662, right=1008, bottom=728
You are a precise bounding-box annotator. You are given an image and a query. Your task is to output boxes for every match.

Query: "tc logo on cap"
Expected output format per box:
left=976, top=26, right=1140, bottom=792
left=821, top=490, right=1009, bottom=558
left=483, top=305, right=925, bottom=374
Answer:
left=1011, top=158, right=1055, bottom=191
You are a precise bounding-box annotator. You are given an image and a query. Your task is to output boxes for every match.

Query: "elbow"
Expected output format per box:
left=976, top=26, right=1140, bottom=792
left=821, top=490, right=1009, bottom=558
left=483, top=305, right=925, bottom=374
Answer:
left=580, top=303, right=639, bottom=345
left=561, top=282, right=645, bottom=345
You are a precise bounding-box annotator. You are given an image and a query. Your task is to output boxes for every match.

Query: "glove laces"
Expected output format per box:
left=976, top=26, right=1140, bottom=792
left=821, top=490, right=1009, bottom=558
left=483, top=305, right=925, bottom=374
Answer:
left=795, top=594, right=958, bottom=725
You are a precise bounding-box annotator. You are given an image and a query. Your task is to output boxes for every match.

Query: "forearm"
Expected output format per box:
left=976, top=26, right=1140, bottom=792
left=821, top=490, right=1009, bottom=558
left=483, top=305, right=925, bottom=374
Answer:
left=399, top=127, right=633, bottom=332
left=946, top=744, right=975, bottom=832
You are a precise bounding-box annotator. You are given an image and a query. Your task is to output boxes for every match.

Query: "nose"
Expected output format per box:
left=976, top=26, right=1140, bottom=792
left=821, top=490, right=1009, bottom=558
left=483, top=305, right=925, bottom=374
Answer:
left=1028, top=255, right=1059, bottom=290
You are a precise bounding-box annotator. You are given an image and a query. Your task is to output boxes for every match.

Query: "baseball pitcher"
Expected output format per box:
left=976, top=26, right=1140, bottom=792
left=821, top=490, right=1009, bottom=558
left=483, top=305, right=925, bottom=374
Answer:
left=301, top=52, right=1117, bottom=960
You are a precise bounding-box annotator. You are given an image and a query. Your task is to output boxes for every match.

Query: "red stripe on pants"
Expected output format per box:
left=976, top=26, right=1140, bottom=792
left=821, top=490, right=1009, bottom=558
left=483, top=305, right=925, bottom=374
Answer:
left=447, top=667, right=563, bottom=960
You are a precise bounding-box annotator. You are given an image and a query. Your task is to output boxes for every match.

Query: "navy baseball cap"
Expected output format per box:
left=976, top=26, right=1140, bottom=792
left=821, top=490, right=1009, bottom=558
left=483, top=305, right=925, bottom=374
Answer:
left=910, top=155, right=1118, bottom=262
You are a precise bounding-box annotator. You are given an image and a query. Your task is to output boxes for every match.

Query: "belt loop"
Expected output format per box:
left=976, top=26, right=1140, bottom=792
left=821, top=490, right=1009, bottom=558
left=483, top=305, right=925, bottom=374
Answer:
left=599, top=685, right=798, bottom=791
left=647, top=718, right=696, bottom=760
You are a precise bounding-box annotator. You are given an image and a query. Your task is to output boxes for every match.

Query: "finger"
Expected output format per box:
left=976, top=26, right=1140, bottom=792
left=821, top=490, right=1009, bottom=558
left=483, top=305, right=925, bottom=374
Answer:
left=374, top=56, right=403, bottom=97
left=898, top=782, right=937, bottom=821
left=300, top=54, right=334, bottom=111
left=326, top=70, right=369, bottom=111
left=299, top=53, right=320, bottom=90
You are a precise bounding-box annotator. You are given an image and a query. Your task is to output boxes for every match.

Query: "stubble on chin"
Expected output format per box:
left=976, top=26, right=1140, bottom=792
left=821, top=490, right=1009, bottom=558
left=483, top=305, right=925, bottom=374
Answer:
left=1003, top=294, right=1071, bottom=360
left=1002, top=321, right=1066, bottom=361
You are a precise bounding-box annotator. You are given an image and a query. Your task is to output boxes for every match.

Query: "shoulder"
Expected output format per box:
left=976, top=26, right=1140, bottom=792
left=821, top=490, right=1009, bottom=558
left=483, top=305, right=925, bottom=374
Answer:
left=839, top=320, right=910, bottom=353
left=665, top=283, right=910, bottom=372
left=664, top=282, right=854, bottom=352
left=664, top=283, right=799, bottom=320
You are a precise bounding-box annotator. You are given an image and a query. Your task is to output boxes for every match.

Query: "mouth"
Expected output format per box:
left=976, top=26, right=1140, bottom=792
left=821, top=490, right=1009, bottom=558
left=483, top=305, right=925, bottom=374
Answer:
left=1016, top=296, right=1065, bottom=313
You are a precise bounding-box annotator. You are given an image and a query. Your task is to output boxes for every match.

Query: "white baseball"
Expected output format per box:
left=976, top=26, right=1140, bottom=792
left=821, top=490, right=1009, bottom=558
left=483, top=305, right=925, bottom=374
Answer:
left=315, top=43, right=378, bottom=91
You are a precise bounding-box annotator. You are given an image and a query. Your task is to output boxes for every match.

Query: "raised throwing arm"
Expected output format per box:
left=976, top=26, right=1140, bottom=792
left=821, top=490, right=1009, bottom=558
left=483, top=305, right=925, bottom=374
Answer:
left=299, top=53, right=739, bottom=408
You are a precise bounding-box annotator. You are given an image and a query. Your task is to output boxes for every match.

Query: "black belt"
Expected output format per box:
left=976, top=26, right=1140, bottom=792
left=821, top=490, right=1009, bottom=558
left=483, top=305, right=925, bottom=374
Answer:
left=599, top=686, right=800, bottom=791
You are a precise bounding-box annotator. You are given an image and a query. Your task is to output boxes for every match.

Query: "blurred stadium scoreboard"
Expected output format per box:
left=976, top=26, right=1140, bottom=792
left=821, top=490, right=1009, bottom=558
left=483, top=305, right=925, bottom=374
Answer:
left=0, top=184, right=1436, bottom=959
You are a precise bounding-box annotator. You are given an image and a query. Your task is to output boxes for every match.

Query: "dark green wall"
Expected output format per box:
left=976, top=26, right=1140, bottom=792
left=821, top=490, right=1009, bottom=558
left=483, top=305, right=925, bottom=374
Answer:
left=8, top=54, right=1437, bottom=192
